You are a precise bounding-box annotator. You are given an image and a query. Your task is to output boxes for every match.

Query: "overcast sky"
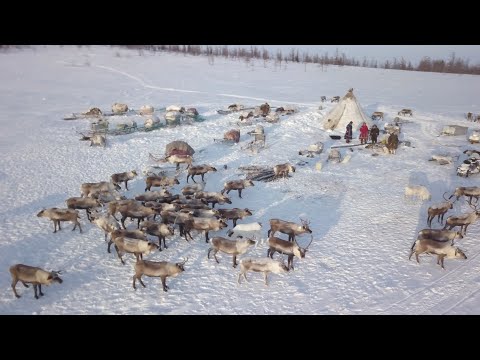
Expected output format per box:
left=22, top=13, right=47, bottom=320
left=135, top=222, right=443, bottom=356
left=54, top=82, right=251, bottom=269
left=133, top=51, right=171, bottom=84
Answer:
left=243, top=45, right=480, bottom=65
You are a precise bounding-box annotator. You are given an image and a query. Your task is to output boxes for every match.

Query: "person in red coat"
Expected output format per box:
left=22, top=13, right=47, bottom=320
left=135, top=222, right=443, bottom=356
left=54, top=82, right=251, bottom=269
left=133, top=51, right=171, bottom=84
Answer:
left=359, top=122, right=369, bottom=145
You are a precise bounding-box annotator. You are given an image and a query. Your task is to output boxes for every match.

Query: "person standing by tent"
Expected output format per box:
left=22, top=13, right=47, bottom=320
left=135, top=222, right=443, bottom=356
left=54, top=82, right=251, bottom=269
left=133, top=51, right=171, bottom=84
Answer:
left=359, top=122, right=369, bottom=145
left=344, top=121, right=353, bottom=143
left=370, top=124, right=380, bottom=144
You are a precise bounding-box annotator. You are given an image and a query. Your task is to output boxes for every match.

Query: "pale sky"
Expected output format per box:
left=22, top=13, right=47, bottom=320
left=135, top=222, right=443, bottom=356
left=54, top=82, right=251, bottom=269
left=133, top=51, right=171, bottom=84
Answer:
left=244, top=45, right=480, bottom=65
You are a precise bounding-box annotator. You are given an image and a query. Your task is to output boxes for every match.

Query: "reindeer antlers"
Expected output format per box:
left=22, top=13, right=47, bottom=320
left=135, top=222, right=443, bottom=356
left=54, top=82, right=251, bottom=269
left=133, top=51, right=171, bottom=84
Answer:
left=443, top=191, right=449, bottom=201
left=299, top=217, right=311, bottom=226
left=305, top=235, right=313, bottom=250
left=467, top=200, right=479, bottom=211
left=294, top=235, right=313, bottom=251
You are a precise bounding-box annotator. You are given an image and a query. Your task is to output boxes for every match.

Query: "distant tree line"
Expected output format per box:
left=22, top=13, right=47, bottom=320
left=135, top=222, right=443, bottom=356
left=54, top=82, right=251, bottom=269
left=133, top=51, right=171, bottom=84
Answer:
left=114, top=45, right=480, bottom=75
left=2, top=45, right=478, bottom=75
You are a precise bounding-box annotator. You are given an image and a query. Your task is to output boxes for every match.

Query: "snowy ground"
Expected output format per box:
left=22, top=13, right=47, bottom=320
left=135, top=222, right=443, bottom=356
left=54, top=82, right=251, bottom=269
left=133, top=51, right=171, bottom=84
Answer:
left=1, top=46, right=480, bottom=314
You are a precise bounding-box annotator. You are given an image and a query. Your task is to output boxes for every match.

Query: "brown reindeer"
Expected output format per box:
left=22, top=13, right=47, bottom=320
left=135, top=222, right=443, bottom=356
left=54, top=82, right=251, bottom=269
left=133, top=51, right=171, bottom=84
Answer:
left=426, top=192, right=455, bottom=227
left=37, top=208, right=82, bottom=233
left=267, top=218, right=312, bottom=242
left=10, top=264, right=63, bottom=299
left=220, top=179, right=254, bottom=198
left=267, top=235, right=313, bottom=270
left=386, top=133, right=399, bottom=154
left=165, top=154, right=193, bottom=170
left=217, top=208, right=253, bottom=227
left=111, top=170, right=137, bottom=190
left=224, top=129, right=240, bottom=143
left=133, top=258, right=187, bottom=292
left=145, top=176, right=180, bottom=191
left=371, top=111, right=384, bottom=121
left=186, top=165, right=217, bottom=183
left=208, top=237, right=256, bottom=268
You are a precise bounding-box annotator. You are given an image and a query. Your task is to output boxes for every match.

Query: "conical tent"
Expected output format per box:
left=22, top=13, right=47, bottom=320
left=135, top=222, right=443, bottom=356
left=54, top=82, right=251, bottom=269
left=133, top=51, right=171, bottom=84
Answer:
left=322, top=89, right=372, bottom=133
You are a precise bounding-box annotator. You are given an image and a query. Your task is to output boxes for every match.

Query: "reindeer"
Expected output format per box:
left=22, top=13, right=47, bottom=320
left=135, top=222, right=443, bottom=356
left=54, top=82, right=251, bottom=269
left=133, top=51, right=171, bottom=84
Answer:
left=172, top=197, right=209, bottom=208
left=165, top=154, right=193, bottom=170
left=66, top=197, right=102, bottom=222
left=80, top=181, right=121, bottom=198
left=267, top=235, right=312, bottom=270
left=238, top=258, right=289, bottom=286
left=83, top=107, right=102, bottom=116
left=143, top=202, right=179, bottom=220
left=228, top=104, right=244, bottom=112
left=386, top=133, right=399, bottom=154
left=139, top=105, right=154, bottom=115
left=118, top=204, right=161, bottom=229
left=183, top=217, right=228, bottom=242
left=37, top=208, right=82, bottom=233
left=79, top=133, right=107, bottom=148
left=427, top=192, right=455, bottom=227
left=443, top=202, right=480, bottom=235
left=111, top=170, right=137, bottom=191
left=94, top=191, right=126, bottom=205
left=217, top=208, right=253, bottom=227
left=112, top=103, right=128, bottom=113
left=160, top=210, right=194, bottom=241
left=371, top=111, right=384, bottom=121
left=134, top=189, right=172, bottom=203
left=186, top=108, right=199, bottom=117
left=239, top=111, right=254, bottom=122
left=182, top=182, right=205, bottom=196
left=463, top=149, right=480, bottom=157
left=404, top=185, right=431, bottom=202
left=398, top=109, right=413, bottom=116
left=180, top=207, right=219, bottom=218
left=409, top=238, right=467, bottom=269
left=90, top=211, right=121, bottom=242
left=259, top=102, right=270, bottom=117
left=145, top=176, right=180, bottom=191
left=267, top=218, right=312, bottom=242
left=224, top=129, right=240, bottom=143
left=417, top=229, right=464, bottom=245
left=467, top=112, right=474, bottom=121
left=227, top=222, right=263, bottom=240
left=186, top=165, right=217, bottom=183
left=108, top=229, right=147, bottom=254
left=107, top=199, right=140, bottom=221
left=112, top=236, right=158, bottom=265
left=133, top=258, right=187, bottom=292
left=220, top=179, right=254, bottom=198
left=194, top=191, right=232, bottom=208
left=208, top=237, right=256, bottom=268
left=449, top=186, right=480, bottom=205
left=10, top=264, right=63, bottom=299
left=331, top=96, right=340, bottom=103
left=139, top=220, right=175, bottom=251
left=273, top=163, right=296, bottom=178
left=166, top=105, right=185, bottom=113
left=320, top=96, right=327, bottom=102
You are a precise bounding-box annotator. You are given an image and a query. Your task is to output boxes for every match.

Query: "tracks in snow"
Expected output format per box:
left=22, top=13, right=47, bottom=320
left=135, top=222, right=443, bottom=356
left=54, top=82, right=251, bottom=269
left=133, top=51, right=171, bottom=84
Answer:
left=376, top=248, right=480, bottom=314
left=94, top=65, right=318, bottom=107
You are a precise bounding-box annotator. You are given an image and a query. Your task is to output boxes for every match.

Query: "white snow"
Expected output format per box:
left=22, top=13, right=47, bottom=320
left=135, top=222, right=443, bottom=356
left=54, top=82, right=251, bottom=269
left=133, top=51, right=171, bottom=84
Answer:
left=1, top=45, right=480, bottom=314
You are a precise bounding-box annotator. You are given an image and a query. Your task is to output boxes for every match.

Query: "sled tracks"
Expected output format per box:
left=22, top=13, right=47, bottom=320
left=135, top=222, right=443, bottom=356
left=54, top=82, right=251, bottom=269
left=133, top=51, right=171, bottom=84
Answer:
left=376, top=249, right=480, bottom=314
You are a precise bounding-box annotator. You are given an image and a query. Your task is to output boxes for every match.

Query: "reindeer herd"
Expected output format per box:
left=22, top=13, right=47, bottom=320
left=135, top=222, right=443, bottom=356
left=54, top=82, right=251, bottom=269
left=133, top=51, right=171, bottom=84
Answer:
left=408, top=187, right=480, bottom=269
left=13, top=158, right=315, bottom=300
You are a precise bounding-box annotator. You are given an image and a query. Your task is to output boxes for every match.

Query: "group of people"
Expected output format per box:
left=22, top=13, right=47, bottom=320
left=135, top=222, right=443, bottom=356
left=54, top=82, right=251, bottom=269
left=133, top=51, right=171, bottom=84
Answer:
left=344, top=121, right=380, bottom=145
